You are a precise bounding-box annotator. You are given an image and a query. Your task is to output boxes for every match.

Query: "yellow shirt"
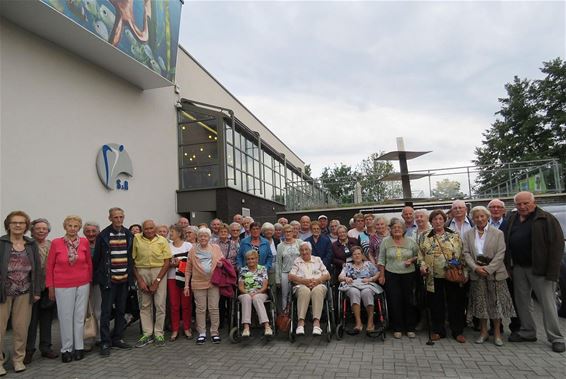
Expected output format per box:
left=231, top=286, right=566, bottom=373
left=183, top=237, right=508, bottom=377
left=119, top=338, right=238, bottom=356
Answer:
left=132, top=234, right=172, bottom=268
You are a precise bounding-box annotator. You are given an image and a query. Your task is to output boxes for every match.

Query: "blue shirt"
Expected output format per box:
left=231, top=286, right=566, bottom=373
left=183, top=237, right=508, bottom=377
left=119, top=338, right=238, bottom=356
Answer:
left=305, top=234, right=333, bottom=269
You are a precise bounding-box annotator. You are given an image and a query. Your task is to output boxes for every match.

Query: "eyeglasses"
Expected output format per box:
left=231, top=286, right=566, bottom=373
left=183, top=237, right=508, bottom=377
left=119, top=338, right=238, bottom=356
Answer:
left=10, top=221, right=27, bottom=225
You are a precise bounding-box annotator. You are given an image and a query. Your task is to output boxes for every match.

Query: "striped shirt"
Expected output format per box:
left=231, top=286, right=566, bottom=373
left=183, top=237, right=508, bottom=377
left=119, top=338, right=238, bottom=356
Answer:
left=109, top=231, right=128, bottom=283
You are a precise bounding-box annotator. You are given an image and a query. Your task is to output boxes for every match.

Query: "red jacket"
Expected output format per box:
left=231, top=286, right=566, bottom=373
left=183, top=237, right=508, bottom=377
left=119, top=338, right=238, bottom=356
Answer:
left=211, top=258, right=237, bottom=297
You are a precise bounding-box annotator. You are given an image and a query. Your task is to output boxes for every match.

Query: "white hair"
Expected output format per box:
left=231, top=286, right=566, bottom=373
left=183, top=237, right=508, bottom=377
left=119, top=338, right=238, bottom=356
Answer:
left=197, top=227, right=212, bottom=237
left=261, top=222, right=275, bottom=231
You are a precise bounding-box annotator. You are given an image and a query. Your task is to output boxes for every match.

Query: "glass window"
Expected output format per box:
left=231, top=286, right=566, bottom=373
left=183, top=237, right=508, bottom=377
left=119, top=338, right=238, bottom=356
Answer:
left=264, top=167, right=273, bottom=185
left=179, top=112, right=218, bottom=146
left=180, top=165, right=219, bottom=189
left=180, top=144, right=218, bottom=167
left=253, top=160, right=260, bottom=178
left=234, top=148, right=242, bottom=170
left=225, top=123, right=233, bottom=144
left=226, top=146, right=234, bottom=166
left=246, top=155, right=254, bottom=176
left=265, top=184, right=273, bottom=201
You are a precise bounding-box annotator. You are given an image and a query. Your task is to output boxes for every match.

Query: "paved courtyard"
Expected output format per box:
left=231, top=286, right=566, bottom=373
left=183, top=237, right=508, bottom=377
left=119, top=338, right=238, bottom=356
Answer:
left=3, top=303, right=566, bottom=379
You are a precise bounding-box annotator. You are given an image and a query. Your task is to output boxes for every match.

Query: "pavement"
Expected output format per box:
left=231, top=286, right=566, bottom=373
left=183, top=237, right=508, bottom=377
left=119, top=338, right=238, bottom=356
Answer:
left=2, top=303, right=566, bottom=379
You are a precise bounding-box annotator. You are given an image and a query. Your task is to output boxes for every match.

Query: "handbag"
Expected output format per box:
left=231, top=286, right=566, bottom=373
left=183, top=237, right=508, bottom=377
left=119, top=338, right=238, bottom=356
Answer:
left=83, top=299, right=98, bottom=340
left=275, top=303, right=291, bottom=333
left=435, top=236, right=466, bottom=284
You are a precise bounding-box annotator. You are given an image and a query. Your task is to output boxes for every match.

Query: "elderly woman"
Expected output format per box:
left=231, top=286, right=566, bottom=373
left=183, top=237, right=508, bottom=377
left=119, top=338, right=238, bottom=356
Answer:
left=262, top=223, right=279, bottom=290
left=338, top=246, right=380, bottom=334
left=186, top=225, right=199, bottom=244
left=167, top=225, right=192, bottom=341
left=273, top=223, right=284, bottom=242
left=276, top=225, right=302, bottom=310
left=288, top=242, right=331, bottom=336
left=367, top=217, right=387, bottom=265
left=378, top=219, right=419, bottom=338
left=46, top=215, right=92, bottom=362
left=0, top=211, right=41, bottom=375
left=306, top=221, right=333, bottom=269
left=290, top=220, right=301, bottom=240
left=418, top=210, right=467, bottom=343
left=184, top=228, right=223, bottom=345
left=25, top=218, right=58, bottom=364
left=238, top=250, right=273, bottom=337
left=414, top=209, right=431, bottom=243
left=237, top=222, right=272, bottom=271
left=156, top=225, right=170, bottom=240
left=463, top=206, right=515, bottom=346
left=332, top=225, right=359, bottom=277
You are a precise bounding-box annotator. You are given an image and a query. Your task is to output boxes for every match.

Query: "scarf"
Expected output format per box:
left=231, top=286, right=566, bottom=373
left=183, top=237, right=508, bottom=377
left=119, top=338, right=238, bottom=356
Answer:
left=64, top=236, right=80, bottom=266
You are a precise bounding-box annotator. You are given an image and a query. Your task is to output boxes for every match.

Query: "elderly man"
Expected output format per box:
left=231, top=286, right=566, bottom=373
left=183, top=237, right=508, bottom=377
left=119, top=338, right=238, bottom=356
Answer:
left=132, top=220, right=171, bottom=348
left=348, top=213, right=366, bottom=239
left=487, top=199, right=507, bottom=229
left=93, top=208, right=134, bottom=356
left=298, top=215, right=312, bottom=241
left=210, top=218, right=222, bottom=244
left=401, top=207, right=417, bottom=238
left=446, top=200, right=473, bottom=238
left=239, top=216, right=253, bottom=239
left=318, top=215, right=330, bottom=235
left=277, top=217, right=289, bottom=226
left=505, top=191, right=565, bottom=353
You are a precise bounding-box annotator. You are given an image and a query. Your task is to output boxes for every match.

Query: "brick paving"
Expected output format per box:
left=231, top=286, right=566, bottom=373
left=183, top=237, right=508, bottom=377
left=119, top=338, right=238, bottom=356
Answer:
left=2, top=304, right=566, bottom=378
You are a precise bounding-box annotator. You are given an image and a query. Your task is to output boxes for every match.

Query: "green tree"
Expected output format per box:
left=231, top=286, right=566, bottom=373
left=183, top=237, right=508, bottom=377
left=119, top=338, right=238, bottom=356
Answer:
left=319, top=164, right=358, bottom=204
left=356, top=152, right=401, bottom=202
left=474, top=58, right=565, bottom=193
left=431, top=179, right=465, bottom=199
left=303, top=164, right=312, bottom=177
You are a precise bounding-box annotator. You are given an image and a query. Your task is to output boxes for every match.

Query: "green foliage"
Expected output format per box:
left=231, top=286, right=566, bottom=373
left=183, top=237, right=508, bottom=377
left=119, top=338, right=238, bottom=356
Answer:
left=474, top=58, right=566, bottom=193
left=318, top=152, right=400, bottom=204
left=431, top=179, right=465, bottom=200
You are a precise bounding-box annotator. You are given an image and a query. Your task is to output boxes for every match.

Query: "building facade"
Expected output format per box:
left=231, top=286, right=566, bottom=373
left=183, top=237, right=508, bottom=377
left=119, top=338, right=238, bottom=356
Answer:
left=0, top=0, right=327, bottom=234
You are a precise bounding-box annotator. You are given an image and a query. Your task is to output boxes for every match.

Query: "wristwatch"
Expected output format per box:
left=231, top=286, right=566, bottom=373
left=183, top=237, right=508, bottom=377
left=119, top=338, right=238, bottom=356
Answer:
left=156, top=277, right=161, bottom=282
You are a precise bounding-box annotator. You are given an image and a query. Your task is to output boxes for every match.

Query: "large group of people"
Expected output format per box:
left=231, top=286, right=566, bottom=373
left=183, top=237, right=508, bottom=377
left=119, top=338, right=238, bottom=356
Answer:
left=0, top=190, right=564, bottom=375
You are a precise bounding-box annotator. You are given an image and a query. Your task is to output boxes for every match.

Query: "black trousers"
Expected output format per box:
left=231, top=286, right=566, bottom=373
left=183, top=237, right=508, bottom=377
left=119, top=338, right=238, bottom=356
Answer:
left=427, top=278, right=466, bottom=337
left=385, top=271, right=417, bottom=333
left=100, top=282, right=129, bottom=346
left=26, top=289, right=56, bottom=353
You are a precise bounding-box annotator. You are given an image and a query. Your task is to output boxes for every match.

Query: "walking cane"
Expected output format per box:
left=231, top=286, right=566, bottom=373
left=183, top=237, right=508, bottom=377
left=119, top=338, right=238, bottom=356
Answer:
left=422, top=273, right=434, bottom=346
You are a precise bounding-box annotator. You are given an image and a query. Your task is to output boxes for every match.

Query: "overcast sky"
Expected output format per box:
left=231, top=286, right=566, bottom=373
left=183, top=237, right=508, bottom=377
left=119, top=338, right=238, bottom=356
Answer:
left=179, top=0, right=565, bottom=195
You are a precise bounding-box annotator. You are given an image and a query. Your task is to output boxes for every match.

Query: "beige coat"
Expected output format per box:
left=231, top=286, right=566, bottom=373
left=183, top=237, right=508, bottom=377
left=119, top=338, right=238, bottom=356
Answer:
left=462, top=226, right=507, bottom=281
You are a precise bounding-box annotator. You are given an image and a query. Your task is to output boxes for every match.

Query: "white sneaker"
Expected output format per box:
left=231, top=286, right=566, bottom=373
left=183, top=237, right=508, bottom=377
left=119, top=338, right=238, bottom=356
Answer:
left=407, top=332, right=416, bottom=339
left=242, top=328, right=250, bottom=337
left=312, top=326, right=323, bottom=336
left=264, top=326, right=273, bottom=336
left=296, top=325, right=305, bottom=335
left=0, top=365, right=6, bottom=376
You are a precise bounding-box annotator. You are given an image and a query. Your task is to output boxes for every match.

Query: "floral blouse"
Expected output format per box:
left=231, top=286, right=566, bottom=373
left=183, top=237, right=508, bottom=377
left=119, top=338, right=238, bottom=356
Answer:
left=418, top=229, right=464, bottom=292
left=339, top=261, right=378, bottom=280
left=239, top=265, right=268, bottom=293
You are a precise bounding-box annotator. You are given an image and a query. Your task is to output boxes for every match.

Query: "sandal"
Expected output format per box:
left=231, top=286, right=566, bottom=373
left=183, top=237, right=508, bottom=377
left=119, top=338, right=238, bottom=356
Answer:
left=347, top=327, right=362, bottom=336
left=211, top=335, right=221, bottom=344
left=169, top=333, right=178, bottom=342
left=184, top=330, right=193, bottom=340
left=196, top=335, right=206, bottom=345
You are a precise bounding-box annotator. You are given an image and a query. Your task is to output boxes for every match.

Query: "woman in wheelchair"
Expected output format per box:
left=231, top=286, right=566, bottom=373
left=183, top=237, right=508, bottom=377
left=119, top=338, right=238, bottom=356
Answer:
left=338, top=246, right=380, bottom=334
left=238, top=250, right=273, bottom=338
left=288, top=242, right=331, bottom=336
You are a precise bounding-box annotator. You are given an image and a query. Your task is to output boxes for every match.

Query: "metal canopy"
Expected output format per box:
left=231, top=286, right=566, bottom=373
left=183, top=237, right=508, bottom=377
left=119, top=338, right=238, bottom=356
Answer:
left=375, top=151, right=432, bottom=161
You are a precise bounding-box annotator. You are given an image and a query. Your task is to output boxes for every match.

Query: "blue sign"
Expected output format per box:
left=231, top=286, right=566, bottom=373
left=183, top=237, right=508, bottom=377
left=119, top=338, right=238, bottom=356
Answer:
left=96, top=143, right=133, bottom=190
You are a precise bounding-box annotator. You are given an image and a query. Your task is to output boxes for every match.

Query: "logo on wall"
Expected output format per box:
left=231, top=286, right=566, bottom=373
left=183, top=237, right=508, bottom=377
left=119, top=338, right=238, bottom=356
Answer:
left=96, top=144, right=133, bottom=191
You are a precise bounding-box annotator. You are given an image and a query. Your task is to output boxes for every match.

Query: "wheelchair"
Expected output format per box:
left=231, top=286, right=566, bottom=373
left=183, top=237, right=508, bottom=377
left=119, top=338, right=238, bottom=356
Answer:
left=335, top=283, right=388, bottom=341
left=228, top=286, right=277, bottom=343
left=288, top=282, right=335, bottom=343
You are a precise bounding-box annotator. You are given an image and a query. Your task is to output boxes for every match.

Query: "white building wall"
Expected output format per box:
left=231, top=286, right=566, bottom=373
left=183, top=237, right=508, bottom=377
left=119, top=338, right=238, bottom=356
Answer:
left=176, top=48, right=305, bottom=170
left=0, top=20, right=179, bottom=236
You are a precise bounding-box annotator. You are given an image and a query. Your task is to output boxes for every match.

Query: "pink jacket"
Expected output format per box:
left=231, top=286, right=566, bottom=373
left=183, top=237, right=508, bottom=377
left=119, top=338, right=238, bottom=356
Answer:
left=211, top=258, right=237, bottom=297
left=46, top=237, right=92, bottom=288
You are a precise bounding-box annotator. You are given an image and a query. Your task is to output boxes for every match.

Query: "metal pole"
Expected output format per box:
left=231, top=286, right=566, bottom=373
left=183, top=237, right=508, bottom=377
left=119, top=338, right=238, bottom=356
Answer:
left=467, top=167, right=472, bottom=198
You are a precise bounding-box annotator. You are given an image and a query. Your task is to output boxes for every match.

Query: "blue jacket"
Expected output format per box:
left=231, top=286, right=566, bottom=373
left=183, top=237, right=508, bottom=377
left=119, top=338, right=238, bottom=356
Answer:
left=305, top=235, right=333, bottom=269
left=237, top=236, right=272, bottom=271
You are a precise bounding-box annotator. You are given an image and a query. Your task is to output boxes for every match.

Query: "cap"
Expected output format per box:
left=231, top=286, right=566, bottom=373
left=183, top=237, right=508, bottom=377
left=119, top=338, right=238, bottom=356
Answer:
left=318, top=215, right=328, bottom=220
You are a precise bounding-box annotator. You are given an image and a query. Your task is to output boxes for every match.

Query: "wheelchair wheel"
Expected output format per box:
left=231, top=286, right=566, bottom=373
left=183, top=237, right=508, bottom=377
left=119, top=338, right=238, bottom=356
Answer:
left=229, top=326, right=240, bottom=344
left=335, top=323, right=344, bottom=340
